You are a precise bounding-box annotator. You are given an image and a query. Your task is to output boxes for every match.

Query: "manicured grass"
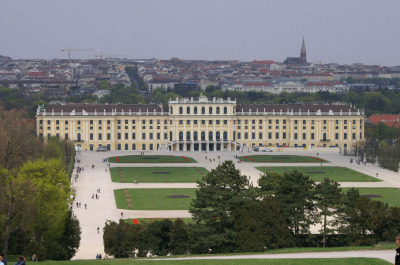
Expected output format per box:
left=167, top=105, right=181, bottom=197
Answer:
left=257, top=166, right=380, bottom=182
left=110, top=167, right=209, bottom=183
left=108, top=155, right=196, bottom=163
left=342, top=187, right=400, bottom=207
left=122, top=217, right=194, bottom=225
left=20, top=258, right=391, bottom=265
left=114, top=188, right=196, bottom=210
left=238, top=155, right=328, bottom=163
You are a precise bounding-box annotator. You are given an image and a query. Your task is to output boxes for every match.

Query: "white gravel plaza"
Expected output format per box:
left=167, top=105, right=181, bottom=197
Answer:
left=71, top=148, right=400, bottom=262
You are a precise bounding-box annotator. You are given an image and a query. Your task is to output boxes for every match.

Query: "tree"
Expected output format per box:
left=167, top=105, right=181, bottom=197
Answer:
left=232, top=197, right=293, bottom=252
left=0, top=108, right=42, bottom=170
left=275, top=170, right=316, bottom=241
left=168, top=219, right=188, bottom=255
left=139, top=219, right=173, bottom=256
left=314, top=178, right=344, bottom=247
left=341, top=189, right=377, bottom=245
left=103, top=220, right=143, bottom=258
left=19, top=159, right=71, bottom=242
left=57, top=210, right=81, bottom=260
left=258, top=171, right=281, bottom=195
left=0, top=168, right=37, bottom=256
left=189, top=160, right=251, bottom=253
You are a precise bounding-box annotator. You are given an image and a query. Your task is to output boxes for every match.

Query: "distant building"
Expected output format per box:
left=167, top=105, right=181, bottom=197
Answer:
left=368, top=114, right=400, bottom=128
left=284, top=37, right=307, bottom=65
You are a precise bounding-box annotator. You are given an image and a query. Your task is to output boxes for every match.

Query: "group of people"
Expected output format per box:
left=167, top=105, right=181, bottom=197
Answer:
left=95, top=253, right=109, bottom=260
left=0, top=254, right=36, bottom=265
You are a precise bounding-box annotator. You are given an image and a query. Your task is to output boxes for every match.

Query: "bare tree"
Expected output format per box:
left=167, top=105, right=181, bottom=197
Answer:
left=0, top=108, right=42, bottom=170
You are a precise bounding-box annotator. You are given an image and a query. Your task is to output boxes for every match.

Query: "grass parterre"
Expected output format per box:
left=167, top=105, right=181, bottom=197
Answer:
left=257, top=166, right=380, bottom=182
left=108, top=155, right=197, bottom=163
left=341, top=187, right=400, bottom=207
left=238, top=155, right=328, bottom=163
left=114, top=188, right=196, bottom=210
left=110, top=167, right=209, bottom=183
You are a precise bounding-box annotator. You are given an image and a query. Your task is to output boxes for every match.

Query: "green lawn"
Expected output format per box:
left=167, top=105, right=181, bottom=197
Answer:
left=114, top=188, right=197, bottom=210
left=123, top=217, right=194, bottom=225
left=19, top=258, right=391, bottom=265
left=110, top=167, right=208, bottom=183
left=238, top=155, right=328, bottom=163
left=108, top=155, right=197, bottom=163
left=257, top=166, right=380, bottom=182
left=342, top=187, right=400, bottom=207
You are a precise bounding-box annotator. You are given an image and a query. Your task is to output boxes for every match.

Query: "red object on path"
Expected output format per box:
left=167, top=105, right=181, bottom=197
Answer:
left=132, top=219, right=139, bottom=225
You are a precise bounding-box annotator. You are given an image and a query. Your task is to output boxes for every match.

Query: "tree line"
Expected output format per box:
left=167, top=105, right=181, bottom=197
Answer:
left=0, top=107, right=80, bottom=260
left=3, top=81, right=400, bottom=118
left=103, top=161, right=400, bottom=257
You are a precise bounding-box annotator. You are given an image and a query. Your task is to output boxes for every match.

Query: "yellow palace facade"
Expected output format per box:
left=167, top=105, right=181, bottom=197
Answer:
left=36, top=95, right=365, bottom=151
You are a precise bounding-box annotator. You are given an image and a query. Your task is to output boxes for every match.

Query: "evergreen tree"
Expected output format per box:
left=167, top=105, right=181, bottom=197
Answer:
left=314, top=178, right=343, bottom=247
left=139, top=219, right=173, bottom=256
left=232, top=197, right=293, bottom=252
left=275, top=170, right=316, bottom=241
left=189, top=160, right=251, bottom=253
left=168, top=219, right=188, bottom=255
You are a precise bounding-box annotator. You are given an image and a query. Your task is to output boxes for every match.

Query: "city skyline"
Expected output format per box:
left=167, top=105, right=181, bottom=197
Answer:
left=1, top=0, right=400, bottom=66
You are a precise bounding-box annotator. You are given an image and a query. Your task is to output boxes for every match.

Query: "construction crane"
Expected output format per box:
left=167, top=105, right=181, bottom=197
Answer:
left=61, top=46, right=95, bottom=65
left=94, top=52, right=126, bottom=60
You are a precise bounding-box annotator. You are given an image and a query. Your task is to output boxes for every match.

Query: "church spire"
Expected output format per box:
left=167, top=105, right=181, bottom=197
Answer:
left=300, top=37, right=307, bottom=64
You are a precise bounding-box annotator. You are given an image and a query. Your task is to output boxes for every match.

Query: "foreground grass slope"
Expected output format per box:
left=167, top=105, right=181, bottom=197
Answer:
left=21, top=258, right=391, bottom=265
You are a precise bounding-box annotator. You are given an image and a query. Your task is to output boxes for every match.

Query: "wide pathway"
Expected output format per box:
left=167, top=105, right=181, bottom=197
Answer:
left=72, top=149, right=400, bottom=260
left=152, top=250, right=395, bottom=263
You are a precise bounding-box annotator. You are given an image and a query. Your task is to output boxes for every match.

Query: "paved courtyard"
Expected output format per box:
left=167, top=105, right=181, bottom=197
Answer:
left=71, top=149, right=400, bottom=261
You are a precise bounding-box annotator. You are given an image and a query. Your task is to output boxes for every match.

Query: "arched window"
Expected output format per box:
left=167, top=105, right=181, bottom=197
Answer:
left=209, top=131, right=213, bottom=141
left=216, top=131, right=221, bottom=140
left=201, top=131, right=205, bottom=141
left=216, top=107, right=220, bottom=114
left=77, top=133, right=81, bottom=141
left=186, top=131, right=191, bottom=141
left=170, top=107, right=173, bottom=114
left=209, top=107, right=213, bottom=114
left=179, top=107, right=183, bottom=114
left=223, top=131, right=228, bottom=141
left=187, top=107, right=190, bottom=114
left=179, top=131, right=183, bottom=141
left=224, top=107, right=227, bottom=114
left=194, top=131, right=198, bottom=141
left=194, top=107, right=198, bottom=114
left=201, top=107, right=205, bottom=114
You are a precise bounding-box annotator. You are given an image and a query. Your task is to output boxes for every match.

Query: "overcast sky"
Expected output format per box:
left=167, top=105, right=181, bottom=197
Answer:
left=1, top=0, right=399, bottom=66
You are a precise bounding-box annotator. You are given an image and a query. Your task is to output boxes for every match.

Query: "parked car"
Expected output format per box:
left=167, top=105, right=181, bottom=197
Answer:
left=262, top=148, right=273, bottom=152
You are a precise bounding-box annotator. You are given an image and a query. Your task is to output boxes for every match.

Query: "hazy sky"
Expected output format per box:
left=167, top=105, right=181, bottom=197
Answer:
left=1, top=0, right=399, bottom=65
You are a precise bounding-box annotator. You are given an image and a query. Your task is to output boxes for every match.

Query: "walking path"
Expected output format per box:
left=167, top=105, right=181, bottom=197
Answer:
left=152, top=250, right=395, bottom=263
left=72, top=149, right=400, bottom=261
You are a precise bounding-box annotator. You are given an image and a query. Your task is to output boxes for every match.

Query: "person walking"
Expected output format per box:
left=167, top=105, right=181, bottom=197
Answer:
left=396, top=235, right=400, bottom=265
left=97, top=227, right=100, bottom=234
left=84, top=203, right=87, bottom=209
left=0, top=253, right=6, bottom=265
